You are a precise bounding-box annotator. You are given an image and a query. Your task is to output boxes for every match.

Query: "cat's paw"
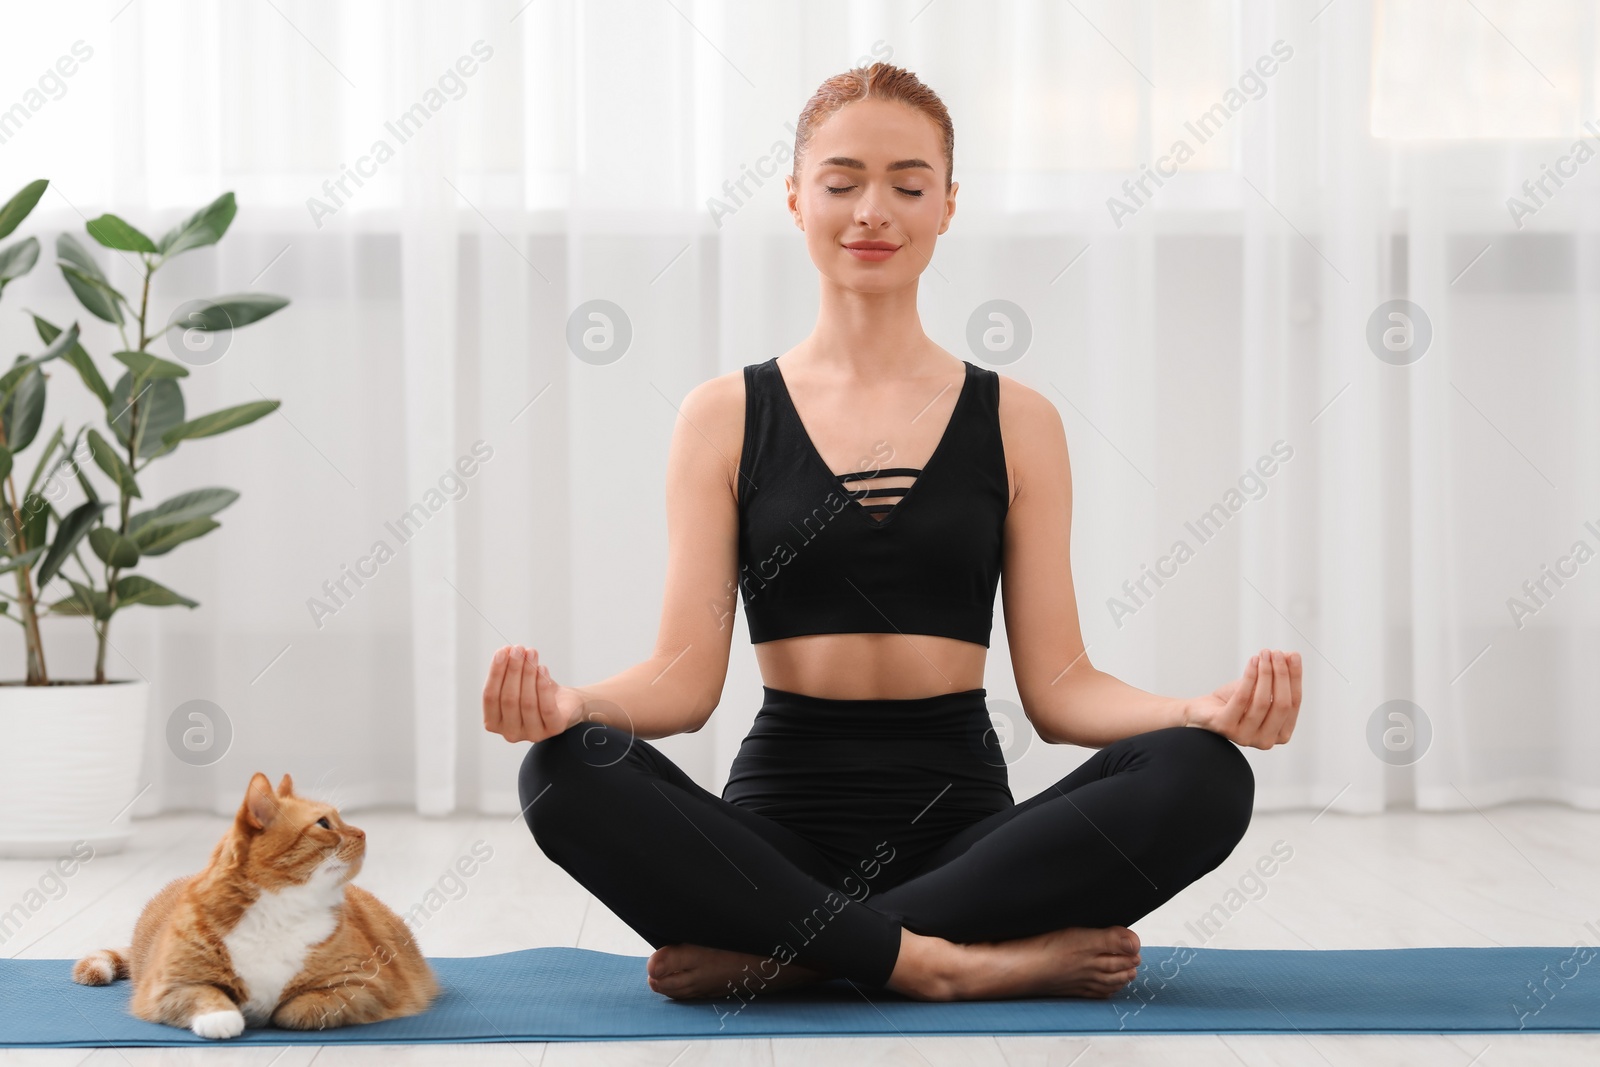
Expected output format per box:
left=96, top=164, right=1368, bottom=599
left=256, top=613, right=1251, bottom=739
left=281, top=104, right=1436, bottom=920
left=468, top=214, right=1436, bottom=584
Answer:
left=189, top=1009, right=246, bottom=1039
left=272, top=995, right=343, bottom=1030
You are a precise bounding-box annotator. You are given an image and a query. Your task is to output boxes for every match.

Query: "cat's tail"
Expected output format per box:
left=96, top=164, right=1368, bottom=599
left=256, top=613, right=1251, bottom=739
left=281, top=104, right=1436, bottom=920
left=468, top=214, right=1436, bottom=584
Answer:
left=72, top=948, right=130, bottom=985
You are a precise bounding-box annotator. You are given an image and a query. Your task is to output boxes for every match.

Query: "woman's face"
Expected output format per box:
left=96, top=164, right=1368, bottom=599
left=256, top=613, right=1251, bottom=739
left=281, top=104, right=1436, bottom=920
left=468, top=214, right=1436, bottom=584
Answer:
left=786, top=97, right=957, bottom=294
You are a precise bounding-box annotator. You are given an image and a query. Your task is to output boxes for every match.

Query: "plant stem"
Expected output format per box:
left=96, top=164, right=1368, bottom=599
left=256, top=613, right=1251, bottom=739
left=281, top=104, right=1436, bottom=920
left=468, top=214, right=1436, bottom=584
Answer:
left=0, top=388, right=47, bottom=684
left=3, top=475, right=46, bottom=684
left=137, top=257, right=150, bottom=351
left=95, top=260, right=154, bottom=684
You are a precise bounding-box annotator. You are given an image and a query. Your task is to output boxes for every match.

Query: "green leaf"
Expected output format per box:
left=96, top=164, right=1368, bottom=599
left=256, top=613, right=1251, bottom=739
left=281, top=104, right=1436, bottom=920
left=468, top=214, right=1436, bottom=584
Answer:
left=72, top=445, right=99, bottom=504
left=57, top=233, right=108, bottom=281
left=156, top=192, right=236, bottom=257
left=0, top=181, right=48, bottom=242
left=158, top=400, right=278, bottom=451
left=86, top=428, right=140, bottom=499
left=0, top=237, right=40, bottom=290
left=0, top=443, right=11, bottom=483
left=58, top=264, right=123, bottom=326
left=113, top=574, right=198, bottom=610
left=85, top=214, right=157, bottom=253
left=60, top=264, right=126, bottom=322
left=0, top=320, right=79, bottom=398
left=60, top=578, right=110, bottom=619
left=109, top=373, right=185, bottom=460
left=24, top=423, right=63, bottom=498
left=32, top=314, right=110, bottom=407
left=135, top=516, right=218, bottom=556
left=41, top=425, right=99, bottom=506
left=57, top=234, right=124, bottom=325
left=38, top=500, right=108, bottom=588
left=2, top=365, right=45, bottom=452
left=127, top=487, right=238, bottom=540
left=0, top=545, right=45, bottom=575
left=48, top=595, right=93, bottom=616
left=111, top=349, right=189, bottom=382
left=174, top=293, right=288, bottom=332
left=88, top=525, right=140, bottom=568
left=19, top=492, right=47, bottom=555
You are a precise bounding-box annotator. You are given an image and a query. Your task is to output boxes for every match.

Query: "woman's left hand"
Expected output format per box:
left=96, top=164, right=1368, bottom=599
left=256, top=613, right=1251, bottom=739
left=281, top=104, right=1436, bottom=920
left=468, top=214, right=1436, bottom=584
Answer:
left=1185, top=649, right=1302, bottom=750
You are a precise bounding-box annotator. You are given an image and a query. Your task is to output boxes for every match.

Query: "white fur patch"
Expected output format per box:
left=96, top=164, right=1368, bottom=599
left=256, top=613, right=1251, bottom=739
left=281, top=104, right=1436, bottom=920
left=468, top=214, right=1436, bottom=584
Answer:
left=222, top=856, right=348, bottom=1025
left=190, top=1008, right=246, bottom=1039
left=85, top=955, right=114, bottom=983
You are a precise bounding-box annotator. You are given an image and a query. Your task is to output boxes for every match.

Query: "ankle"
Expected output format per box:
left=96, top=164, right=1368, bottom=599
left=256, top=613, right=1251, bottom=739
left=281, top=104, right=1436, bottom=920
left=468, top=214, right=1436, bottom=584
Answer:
left=886, top=929, right=964, bottom=1001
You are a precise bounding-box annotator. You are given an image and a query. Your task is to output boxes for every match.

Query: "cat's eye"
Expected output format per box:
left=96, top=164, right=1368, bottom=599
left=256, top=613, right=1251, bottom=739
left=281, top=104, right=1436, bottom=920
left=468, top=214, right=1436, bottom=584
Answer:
left=316, top=817, right=331, bottom=829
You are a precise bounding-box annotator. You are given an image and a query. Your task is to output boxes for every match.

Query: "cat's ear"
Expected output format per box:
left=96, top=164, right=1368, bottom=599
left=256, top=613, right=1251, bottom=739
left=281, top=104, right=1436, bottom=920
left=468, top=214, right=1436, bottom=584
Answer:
left=277, top=773, right=294, bottom=797
left=238, top=772, right=280, bottom=832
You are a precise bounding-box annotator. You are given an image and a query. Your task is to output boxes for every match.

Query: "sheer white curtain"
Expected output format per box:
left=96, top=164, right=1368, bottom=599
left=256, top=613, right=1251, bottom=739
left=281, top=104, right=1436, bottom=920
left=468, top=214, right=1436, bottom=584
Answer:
left=1, top=0, right=1594, bottom=819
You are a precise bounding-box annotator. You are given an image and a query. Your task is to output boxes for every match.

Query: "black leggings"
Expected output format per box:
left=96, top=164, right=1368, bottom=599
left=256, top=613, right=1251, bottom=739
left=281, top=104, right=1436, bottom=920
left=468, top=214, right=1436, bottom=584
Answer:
left=517, top=685, right=1254, bottom=990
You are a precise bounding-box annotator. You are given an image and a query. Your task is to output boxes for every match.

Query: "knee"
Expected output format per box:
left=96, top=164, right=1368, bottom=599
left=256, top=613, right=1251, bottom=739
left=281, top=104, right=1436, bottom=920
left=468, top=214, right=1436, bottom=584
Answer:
left=1149, top=726, right=1255, bottom=841
left=516, top=723, right=634, bottom=845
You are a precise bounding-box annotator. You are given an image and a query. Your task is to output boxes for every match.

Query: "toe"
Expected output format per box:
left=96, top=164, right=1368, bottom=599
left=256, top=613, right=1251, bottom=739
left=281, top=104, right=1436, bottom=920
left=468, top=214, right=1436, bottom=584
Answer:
left=1108, top=926, right=1139, bottom=954
left=647, top=947, right=687, bottom=979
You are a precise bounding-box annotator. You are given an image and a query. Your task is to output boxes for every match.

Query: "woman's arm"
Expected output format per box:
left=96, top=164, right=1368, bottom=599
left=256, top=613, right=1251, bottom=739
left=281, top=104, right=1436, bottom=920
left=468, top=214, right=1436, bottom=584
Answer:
left=998, top=381, right=1188, bottom=749
left=998, top=381, right=1301, bottom=750
left=483, top=373, right=744, bottom=744
left=1029, top=667, right=1189, bottom=749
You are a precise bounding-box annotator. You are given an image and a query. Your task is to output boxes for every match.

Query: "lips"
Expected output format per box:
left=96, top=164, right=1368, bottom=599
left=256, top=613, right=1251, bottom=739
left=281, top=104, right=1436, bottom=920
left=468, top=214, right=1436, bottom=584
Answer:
left=843, top=240, right=900, bottom=262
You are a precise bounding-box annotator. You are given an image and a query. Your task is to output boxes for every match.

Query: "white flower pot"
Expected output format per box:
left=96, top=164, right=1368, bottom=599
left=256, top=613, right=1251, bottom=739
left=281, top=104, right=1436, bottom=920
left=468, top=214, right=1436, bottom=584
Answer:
left=0, top=679, right=150, bottom=859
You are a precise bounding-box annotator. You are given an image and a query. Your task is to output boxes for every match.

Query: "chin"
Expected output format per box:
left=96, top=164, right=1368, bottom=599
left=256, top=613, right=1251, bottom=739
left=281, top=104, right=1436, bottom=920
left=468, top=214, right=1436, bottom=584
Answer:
left=826, top=264, right=910, bottom=293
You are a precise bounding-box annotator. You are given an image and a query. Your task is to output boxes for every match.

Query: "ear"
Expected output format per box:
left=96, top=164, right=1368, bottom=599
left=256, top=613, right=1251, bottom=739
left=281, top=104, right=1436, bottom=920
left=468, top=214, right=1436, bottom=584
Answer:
left=784, top=175, right=802, bottom=228
left=277, top=773, right=294, bottom=797
left=237, top=772, right=280, bottom=832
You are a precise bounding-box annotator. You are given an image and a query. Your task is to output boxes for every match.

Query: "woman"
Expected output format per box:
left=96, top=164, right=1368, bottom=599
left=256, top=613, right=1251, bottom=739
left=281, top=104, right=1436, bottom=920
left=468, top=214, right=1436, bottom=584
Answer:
left=484, top=63, right=1302, bottom=1003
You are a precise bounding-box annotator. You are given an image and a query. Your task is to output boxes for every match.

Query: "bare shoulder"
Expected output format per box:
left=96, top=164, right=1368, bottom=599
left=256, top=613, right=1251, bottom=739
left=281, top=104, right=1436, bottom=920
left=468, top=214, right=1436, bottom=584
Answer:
left=993, top=372, right=1068, bottom=505
left=673, top=366, right=751, bottom=501
left=993, top=372, right=1060, bottom=434
left=680, top=365, right=747, bottom=423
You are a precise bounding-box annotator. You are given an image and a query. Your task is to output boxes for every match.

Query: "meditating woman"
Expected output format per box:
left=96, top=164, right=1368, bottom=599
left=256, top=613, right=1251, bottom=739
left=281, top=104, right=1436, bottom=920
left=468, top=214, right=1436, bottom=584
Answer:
left=484, top=62, right=1302, bottom=1003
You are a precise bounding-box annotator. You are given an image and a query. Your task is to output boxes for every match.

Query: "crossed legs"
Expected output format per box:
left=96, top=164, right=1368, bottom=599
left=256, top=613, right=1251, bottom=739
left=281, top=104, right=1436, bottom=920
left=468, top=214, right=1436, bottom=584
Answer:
left=517, top=720, right=1254, bottom=1000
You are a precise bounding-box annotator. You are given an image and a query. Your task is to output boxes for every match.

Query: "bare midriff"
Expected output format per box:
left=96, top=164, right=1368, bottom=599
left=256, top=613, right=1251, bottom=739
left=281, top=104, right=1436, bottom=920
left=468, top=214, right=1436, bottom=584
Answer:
left=753, top=632, right=989, bottom=700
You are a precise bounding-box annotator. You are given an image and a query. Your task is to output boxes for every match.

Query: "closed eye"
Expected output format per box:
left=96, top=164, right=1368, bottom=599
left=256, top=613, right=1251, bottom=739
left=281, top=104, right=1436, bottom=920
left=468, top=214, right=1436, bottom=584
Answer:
left=824, top=185, right=924, bottom=197
left=316, top=817, right=331, bottom=829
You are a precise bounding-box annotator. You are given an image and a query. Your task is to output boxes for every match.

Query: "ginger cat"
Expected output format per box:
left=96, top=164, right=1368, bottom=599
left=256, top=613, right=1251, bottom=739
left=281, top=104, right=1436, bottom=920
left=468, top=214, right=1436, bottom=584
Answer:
left=72, top=772, right=437, bottom=1039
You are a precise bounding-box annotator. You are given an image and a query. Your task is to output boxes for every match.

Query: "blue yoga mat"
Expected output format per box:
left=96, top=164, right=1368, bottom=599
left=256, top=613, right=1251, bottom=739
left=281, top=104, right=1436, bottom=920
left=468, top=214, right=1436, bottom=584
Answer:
left=2, top=945, right=1595, bottom=1046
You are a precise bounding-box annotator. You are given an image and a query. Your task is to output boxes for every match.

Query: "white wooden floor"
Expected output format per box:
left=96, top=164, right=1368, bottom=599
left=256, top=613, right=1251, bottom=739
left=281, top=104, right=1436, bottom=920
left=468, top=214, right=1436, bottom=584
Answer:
left=3, top=803, right=1599, bottom=1065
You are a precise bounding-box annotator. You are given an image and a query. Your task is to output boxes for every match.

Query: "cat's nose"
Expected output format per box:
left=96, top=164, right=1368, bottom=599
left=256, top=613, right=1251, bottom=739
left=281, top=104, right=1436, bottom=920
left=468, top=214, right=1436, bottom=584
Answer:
left=348, top=827, right=365, bottom=839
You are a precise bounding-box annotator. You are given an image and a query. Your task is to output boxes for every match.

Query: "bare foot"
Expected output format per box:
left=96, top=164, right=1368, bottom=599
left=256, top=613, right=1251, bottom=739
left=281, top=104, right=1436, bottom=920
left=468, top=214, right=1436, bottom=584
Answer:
left=646, top=943, right=829, bottom=1001
left=890, top=925, right=1142, bottom=1001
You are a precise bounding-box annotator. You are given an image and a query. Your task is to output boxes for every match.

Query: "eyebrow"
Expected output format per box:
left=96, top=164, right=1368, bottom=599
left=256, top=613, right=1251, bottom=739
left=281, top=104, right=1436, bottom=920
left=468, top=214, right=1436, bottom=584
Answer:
left=816, top=156, right=935, bottom=174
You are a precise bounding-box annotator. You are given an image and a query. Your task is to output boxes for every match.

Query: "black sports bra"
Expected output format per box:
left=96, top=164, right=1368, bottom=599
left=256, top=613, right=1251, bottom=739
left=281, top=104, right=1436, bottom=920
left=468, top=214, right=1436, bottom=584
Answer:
left=735, top=357, right=1009, bottom=647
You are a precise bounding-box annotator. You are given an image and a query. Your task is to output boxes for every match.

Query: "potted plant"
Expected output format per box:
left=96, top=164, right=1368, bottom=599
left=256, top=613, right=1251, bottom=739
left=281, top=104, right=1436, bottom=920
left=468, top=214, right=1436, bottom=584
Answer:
left=0, top=183, right=286, bottom=858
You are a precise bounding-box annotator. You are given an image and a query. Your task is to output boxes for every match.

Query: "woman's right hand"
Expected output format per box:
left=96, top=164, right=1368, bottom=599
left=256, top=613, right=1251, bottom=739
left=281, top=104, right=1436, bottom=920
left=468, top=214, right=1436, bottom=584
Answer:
left=483, top=645, right=580, bottom=743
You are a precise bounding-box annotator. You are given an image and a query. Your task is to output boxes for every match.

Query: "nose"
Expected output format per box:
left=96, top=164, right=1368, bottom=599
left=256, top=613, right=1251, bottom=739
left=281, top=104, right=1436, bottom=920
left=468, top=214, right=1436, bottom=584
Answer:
left=348, top=827, right=365, bottom=839
left=853, top=194, right=889, bottom=230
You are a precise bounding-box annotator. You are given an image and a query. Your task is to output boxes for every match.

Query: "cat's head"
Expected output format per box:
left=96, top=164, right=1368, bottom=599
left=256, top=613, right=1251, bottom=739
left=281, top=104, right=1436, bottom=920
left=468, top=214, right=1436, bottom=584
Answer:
left=225, top=772, right=366, bottom=890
